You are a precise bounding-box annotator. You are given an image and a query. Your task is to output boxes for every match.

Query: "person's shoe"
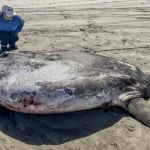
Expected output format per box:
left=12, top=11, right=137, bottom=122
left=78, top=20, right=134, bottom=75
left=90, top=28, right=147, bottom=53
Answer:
left=0, top=46, right=7, bottom=56
left=0, top=46, right=7, bottom=55
left=9, top=44, right=18, bottom=51
left=1, top=46, right=8, bottom=51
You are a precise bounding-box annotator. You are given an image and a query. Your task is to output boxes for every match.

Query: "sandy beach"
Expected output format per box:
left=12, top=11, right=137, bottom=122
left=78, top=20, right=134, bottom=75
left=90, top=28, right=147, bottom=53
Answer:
left=0, top=0, right=150, bottom=149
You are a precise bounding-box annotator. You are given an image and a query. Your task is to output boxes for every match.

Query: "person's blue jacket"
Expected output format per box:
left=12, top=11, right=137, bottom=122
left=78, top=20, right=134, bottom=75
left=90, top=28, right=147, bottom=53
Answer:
left=0, top=12, right=24, bottom=33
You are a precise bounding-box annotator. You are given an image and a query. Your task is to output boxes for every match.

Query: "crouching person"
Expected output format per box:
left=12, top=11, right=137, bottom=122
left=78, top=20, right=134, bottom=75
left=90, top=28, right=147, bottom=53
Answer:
left=0, top=5, right=24, bottom=52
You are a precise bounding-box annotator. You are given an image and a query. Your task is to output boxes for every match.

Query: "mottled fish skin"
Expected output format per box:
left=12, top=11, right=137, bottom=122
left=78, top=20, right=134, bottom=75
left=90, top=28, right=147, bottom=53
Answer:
left=0, top=51, right=149, bottom=114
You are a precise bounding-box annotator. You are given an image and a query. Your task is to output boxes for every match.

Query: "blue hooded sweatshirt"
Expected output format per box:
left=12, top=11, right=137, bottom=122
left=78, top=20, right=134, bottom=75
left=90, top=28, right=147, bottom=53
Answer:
left=0, top=12, right=24, bottom=33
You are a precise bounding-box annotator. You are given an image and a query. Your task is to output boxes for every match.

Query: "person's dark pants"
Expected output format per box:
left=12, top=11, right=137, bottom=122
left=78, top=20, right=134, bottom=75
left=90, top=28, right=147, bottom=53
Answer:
left=0, top=31, right=19, bottom=47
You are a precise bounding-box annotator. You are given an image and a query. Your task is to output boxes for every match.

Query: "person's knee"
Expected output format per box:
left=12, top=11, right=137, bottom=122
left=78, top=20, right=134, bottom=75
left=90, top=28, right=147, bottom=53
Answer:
left=10, top=31, right=19, bottom=44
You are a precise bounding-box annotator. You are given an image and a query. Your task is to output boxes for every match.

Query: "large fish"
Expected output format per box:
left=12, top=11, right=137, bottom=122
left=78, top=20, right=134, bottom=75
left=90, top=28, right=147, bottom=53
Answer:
left=0, top=51, right=150, bottom=127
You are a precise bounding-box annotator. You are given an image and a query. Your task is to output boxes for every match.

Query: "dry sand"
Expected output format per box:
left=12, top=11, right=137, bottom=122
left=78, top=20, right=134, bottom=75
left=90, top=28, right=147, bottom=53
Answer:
left=0, top=0, right=150, bottom=149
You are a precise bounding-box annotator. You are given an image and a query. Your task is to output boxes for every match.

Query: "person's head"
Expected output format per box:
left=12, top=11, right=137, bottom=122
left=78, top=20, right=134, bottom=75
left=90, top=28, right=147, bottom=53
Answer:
left=2, top=5, right=16, bottom=21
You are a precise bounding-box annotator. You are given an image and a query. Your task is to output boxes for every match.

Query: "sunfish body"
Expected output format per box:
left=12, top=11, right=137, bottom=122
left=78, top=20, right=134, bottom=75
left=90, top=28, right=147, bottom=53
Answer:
left=0, top=51, right=150, bottom=127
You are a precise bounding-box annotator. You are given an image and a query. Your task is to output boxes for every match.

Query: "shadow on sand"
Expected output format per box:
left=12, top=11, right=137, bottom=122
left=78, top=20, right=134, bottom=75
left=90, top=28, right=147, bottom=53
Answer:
left=0, top=107, right=128, bottom=145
